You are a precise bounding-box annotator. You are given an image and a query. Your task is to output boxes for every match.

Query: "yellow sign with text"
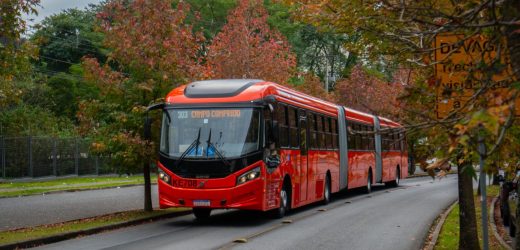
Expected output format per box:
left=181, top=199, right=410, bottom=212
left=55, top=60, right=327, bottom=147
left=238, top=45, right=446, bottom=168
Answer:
left=434, top=33, right=518, bottom=119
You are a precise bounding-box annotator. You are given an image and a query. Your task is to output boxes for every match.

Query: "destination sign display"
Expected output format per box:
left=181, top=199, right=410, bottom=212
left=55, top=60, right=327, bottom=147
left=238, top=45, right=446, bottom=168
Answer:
left=177, top=110, right=242, bottom=119
left=434, top=33, right=518, bottom=119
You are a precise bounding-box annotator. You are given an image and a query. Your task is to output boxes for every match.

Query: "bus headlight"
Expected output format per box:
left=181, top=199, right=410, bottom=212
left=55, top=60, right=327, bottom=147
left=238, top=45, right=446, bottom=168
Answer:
left=236, top=167, right=261, bottom=185
left=158, top=168, right=171, bottom=184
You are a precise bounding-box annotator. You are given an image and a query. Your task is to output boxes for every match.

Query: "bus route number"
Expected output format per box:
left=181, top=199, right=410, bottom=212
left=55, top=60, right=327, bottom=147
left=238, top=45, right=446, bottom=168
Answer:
left=177, top=111, right=188, bottom=119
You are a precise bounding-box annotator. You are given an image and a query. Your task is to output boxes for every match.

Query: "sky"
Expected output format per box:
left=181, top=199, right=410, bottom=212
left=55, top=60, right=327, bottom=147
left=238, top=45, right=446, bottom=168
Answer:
left=25, top=0, right=103, bottom=28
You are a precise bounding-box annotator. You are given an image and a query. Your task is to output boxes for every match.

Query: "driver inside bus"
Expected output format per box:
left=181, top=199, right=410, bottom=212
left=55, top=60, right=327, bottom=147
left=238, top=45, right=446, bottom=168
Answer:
left=265, top=141, right=280, bottom=171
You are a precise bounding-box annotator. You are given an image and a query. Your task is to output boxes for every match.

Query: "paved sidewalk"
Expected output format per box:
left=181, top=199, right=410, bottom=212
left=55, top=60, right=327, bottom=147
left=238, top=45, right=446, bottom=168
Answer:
left=0, top=185, right=158, bottom=231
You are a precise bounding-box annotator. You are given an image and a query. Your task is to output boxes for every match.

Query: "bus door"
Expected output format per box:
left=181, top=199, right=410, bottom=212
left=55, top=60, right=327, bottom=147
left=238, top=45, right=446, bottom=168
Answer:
left=299, top=110, right=309, bottom=202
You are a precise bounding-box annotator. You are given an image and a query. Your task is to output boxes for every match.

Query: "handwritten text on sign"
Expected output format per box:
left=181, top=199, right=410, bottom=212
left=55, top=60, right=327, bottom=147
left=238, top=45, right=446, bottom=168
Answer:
left=434, top=34, right=517, bottom=119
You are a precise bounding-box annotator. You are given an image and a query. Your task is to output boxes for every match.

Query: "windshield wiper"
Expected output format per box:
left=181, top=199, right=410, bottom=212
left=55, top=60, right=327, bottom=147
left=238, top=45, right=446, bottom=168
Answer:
left=206, top=128, right=230, bottom=166
left=174, top=127, right=201, bottom=167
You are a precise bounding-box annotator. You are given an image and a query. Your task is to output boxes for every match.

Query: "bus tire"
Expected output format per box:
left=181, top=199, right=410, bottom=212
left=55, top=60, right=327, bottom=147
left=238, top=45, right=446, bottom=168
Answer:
left=272, top=181, right=290, bottom=219
left=193, top=208, right=211, bottom=220
left=386, top=167, right=400, bottom=187
left=366, top=171, right=372, bottom=194
left=322, top=174, right=331, bottom=205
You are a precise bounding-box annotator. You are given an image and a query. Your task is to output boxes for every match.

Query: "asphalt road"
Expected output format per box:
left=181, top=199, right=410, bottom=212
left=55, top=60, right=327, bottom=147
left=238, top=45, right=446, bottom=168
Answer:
left=0, top=185, right=159, bottom=230
left=36, top=176, right=458, bottom=250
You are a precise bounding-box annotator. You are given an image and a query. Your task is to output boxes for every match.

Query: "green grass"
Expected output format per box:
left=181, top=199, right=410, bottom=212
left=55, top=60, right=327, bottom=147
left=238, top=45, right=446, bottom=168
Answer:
left=435, top=204, right=460, bottom=249
left=0, top=175, right=157, bottom=198
left=435, top=185, right=507, bottom=250
left=0, top=208, right=188, bottom=246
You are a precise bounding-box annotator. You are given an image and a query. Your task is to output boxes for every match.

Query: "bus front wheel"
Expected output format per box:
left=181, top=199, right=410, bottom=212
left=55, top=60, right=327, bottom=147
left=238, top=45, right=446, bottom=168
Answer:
left=193, top=208, right=211, bottom=220
left=272, top=184, right=289, bottom=219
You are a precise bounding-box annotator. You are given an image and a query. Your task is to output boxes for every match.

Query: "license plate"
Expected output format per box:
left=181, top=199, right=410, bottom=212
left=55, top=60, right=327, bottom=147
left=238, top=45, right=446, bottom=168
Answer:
left=193, top=200, right=210, bottom=207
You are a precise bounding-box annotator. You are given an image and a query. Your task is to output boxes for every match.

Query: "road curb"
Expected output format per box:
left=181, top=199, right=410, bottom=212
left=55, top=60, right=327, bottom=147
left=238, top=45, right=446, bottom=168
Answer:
left=0, top=183, right=158, bottom=199
left=490, top=196, right=513, bottom=250
left=408, top=172, right=457, bottom=179
left=424, top=200, right=458, bottom=250
left=0, top=209, right=192, bottom=250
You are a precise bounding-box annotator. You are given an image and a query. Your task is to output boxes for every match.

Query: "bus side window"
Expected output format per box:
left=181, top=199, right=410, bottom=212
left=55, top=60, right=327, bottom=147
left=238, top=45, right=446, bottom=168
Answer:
left=361, top=125, right=367, bottom=151
left=347, top=123, right=353, bottom=150
left=309, top=113, right=317, bottom=149
left=277, top=103, right=290, bottom=148
left=350, top=123, right=356, bottom=150
left=356, top=124, right=362, bottom=150
left=331, top=118, right=338, bottom=149
left=394, top=132, right=400, bottom=151
left=314, top=114, right=320, bottom=149
left=263, top=108, right=272, bottom=147
left=324, top=117, right=331, bottom=149
left=317, top=115, right=323, bottom=149
left=382, top=128, right=389, bottom=151
left=399, top=132, right=404, bottom=152
left=370, top=125, right=375, bottom=150
left=288, top=107, right=299, bottom=148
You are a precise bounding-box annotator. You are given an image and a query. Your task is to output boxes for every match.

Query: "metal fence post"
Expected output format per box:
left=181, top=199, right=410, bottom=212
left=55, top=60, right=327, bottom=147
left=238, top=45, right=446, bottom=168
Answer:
left=1, top=136, right=5, bottom=179
left=28, top=136, right=33, bottom=178
left=74, top=138, right=79, bottom=176
left=52, top=138, right=57, bottom=176
left=95, top=156, right=99, bottom=175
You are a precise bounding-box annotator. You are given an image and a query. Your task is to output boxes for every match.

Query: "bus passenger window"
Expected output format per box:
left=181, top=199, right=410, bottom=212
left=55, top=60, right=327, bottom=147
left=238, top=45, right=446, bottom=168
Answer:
left=331, top=119, right=338, bottom=149
left=317, top=115, right=323, bottom=149
left=309, top=113, right=317, bottom=149
left=364, top=125, right=370, bottom=151
left=289, top=107, right=299, bottom=148
left=356, top=124, right=362, bottom=150
left=277, top=104, right=290, bottom=148
left=324, top=117, right=331, bottom=149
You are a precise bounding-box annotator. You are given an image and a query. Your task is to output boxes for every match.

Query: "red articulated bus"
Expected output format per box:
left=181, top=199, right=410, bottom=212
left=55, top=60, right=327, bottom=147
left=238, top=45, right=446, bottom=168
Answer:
left=154, top=79, right=408, bottom=219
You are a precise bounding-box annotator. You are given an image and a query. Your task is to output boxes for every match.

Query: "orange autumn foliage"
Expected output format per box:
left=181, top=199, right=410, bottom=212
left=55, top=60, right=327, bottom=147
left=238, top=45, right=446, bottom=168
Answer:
left=207, top=0, right=296, bottom=84
left=336, top=65, right=405, bottom=119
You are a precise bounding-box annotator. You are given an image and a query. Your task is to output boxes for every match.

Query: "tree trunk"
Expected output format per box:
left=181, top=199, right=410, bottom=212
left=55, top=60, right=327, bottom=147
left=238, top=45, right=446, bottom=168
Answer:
left=502, top=0, right=520, bottom=247
left=506, top=185, right=520, bottom=250
left=458, top=162, right=480, bottom=250
left=143, top=161, right=153, bottom=212
left=143, top=116, right=153, bottom=212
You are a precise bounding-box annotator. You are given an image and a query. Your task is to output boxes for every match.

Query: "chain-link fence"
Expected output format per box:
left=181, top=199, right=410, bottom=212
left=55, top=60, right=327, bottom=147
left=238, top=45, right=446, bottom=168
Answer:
left=0, top=137, right=117, bottom=179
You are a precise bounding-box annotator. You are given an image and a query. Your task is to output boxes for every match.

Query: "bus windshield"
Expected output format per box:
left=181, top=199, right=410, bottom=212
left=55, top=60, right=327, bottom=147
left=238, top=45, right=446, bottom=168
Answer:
left=160, top=108, right=261, bottom=159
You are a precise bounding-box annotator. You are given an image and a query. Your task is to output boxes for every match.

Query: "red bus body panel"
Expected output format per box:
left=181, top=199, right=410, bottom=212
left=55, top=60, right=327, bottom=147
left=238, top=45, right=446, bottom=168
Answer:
left=158, top=80, right=407, bottom=212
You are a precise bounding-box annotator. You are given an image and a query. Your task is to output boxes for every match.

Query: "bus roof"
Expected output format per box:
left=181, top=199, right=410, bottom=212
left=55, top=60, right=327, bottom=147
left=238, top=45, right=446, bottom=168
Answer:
left=165, top=79, right=401, bottom=127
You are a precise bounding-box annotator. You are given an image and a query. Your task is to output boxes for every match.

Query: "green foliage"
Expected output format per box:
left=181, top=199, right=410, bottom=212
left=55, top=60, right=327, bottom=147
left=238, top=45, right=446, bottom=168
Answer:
left=264, top=1, right=357, bottom=86
left=183, top=0, right=237, bottom=39
left=31, top=6, right=106, bottom=72
left=0, top=104, right=75, bottom=137
left=45, top=72, right=98, bottom=121
left=0, top=0, right=39, bottom=108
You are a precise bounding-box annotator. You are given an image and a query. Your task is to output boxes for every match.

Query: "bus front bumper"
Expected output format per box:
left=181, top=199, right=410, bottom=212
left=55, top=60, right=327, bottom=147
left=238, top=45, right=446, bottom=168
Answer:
left=158, top=177, right=266, bottom=211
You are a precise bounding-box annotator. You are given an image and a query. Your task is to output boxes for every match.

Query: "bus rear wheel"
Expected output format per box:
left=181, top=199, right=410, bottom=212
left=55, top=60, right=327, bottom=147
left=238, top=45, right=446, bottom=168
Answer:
left=366, top=172, right=372, bottom=194
left=386, top=167, right=400, bottom=187
left=193, top=208, right=211, bottom=220
left=322, top=175, right=331, bottom=205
